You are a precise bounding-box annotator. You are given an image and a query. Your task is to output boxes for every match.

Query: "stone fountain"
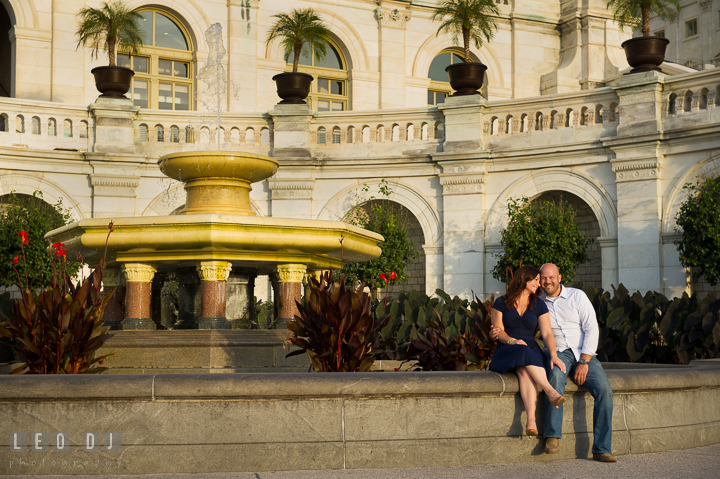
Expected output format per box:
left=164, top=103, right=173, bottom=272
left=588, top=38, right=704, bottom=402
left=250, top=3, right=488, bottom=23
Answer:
left=46, top=151, right=383, bottom=372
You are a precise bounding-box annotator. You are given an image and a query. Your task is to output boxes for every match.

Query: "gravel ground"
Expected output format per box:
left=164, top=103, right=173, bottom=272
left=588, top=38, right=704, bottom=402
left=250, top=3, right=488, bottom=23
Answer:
left=10, top=443, right=720, bottom=479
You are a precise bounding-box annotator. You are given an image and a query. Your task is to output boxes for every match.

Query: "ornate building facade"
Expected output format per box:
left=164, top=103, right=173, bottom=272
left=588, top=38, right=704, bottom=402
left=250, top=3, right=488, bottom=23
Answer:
left=0, top=0, right=718, bottom=301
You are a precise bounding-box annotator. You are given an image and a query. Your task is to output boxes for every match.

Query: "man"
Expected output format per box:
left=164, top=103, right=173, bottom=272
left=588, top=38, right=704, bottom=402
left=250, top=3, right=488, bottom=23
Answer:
left=492, top=263, right=615, bottom=462
left=537, top=263, right=615, bottom=462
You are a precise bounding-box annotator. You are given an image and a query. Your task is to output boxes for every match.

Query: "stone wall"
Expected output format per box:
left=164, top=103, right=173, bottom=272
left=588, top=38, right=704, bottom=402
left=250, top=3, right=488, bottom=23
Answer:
left=1, top=361, right=719, bottom=475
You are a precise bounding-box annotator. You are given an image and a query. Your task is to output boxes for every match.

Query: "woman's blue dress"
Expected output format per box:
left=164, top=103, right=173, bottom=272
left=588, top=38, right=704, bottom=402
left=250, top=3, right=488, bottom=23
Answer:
left=489, top=296, right=548, bottom=374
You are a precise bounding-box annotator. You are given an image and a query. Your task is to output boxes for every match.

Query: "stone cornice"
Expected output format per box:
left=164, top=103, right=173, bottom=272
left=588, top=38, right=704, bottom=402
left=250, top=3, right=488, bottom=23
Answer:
left=90, top=174, right=140, bottom=198
left=269, top=180, right=314, bottom=199
left=611, top=157, right=662, bottom=182
left=439, top=173, right=486, bottom=196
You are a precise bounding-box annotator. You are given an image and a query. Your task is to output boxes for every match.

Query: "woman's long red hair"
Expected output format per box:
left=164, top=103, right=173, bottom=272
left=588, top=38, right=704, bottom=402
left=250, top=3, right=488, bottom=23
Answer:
left=503, top=265, right=541, bottom=310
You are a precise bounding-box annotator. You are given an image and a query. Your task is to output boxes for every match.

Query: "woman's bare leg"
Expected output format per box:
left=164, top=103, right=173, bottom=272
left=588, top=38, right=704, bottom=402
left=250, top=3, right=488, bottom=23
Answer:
left=526, top=365, right=563, bottom=402
left=516, top=366, right=538, bottom=430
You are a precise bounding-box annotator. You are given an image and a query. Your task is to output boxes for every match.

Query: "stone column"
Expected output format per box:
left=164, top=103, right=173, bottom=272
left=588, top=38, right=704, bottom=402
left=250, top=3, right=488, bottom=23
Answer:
left=196, top=261, right=233, bottom=330
left=597, top=237, right=619, bottom=293
left=423, top=245, right=444, bottom=295
left=226, top=270, right=256, bottom=329
left=121, top=263, right=157, bottom=330
left=273, top=264, right=307, bottom=329
left=175, top=269, right=201, bottom=330
left=437, top=167, right=486, bottom=298
left=437, top=96, right=486, bottom=153
left=101, top=267, right=125, bottom=330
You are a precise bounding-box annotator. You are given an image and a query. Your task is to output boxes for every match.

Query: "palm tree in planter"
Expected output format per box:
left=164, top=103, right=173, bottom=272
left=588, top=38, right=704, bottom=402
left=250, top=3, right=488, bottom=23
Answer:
left=76, top=0, right=143, bottom=99
left=607, top=0, right=680, bottom=73
left=265, top=8, right=332, bottom=105
left=431, top=0, right=499, bottom=96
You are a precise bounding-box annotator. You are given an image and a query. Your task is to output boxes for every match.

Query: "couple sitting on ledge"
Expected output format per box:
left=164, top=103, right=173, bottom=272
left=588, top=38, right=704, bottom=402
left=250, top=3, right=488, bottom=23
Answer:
left=489, top=263, right=616, bottom=463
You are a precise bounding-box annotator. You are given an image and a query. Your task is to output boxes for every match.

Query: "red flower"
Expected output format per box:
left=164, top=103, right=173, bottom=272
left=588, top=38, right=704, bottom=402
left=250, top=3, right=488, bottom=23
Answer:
left=18, top=230, right=28, bottom=245
left=391, top=271, right=397, bottom=280
left=380, top=273, right=387, bottom=283
left=52, top=242, right=64, bottom=249
left=12, top=256, right=19, bottom=265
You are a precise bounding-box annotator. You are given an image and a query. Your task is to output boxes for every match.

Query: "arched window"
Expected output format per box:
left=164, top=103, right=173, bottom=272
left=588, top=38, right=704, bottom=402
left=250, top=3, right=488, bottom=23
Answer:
left=505, top=115, right=513, bottom=135
left=230, top=127, right=240, bottom=144
left=347, top=126, right=354, bottom=144
left=392, top=124, right=400, bottom=142
left=185, top=126, right=194, bottom=143
left=490, top=116, right=498, bottom=135
left=362, top=126, right=370, bottom=143
left=0, top=113, right=7, bottom=132
left=580, top=107, right=588, bottom=126
left=427, top=49, right=465, bottom=105
left=156, top=125, right=164, bottom=142
left=285, top=39, right=348, bottom=111
left=48, top=118, right=57, bottom=136
left=376, top=125, right=384, bottom=143
left=118, top=9, right=193, bottom=110
left=520, top=114, right=528, bottom=132
left=610, top=102, right=619, bottom=121
left=138, top=124, right=148, bottom=141
left=535, top=112, right=543, bottom=131
left=31, top=116, right=40, bottom=135
left=317, top=127, right=326, bottom=144
left=79, top=120, right=88, bottom=139
left=63, top=119, right=72, bottom=137
left=245, top=128, right=255, bottom=145
left=260, top=128, right=270, bottom=145
left=15, top=115, right=24, bottom=133
left=565, top=109, right=573, bottom=127
left=332, top=127, right=341, bottom=144
left=668, top=94, right=677, bottom=114
left=171, top=125, right=180, bottom=142
left=700, top=88, right=708, bottom=109
left=0, top=5, right=12, bottom=97
left=549, top=110, right=558, bottom=129
left=421, top=123, right=429, bottom=140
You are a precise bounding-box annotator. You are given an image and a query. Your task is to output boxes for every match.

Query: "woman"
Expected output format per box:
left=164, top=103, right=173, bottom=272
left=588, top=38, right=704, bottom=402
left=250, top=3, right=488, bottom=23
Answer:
left=489, top=265, right=567, bottom=436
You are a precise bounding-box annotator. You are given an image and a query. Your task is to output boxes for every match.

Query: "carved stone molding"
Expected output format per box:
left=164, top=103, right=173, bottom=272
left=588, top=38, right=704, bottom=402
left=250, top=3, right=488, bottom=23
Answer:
left=422, top=245, right=443, bottom=256
left=620, top=91, right=658, bottom=105
left=612, top=159, right=662, bottom=182
left=122, top=263, right=157, bottom=283
left=375, top=6, right=411, bottom=28
left=91, top=174, right=140, bottom=198
left=700, top=0, right=712, bottom=11
left=274, top=264, right=307, bottom=283
left=197, top=261, right=232, bottom=282
left=269, top=180, right=314, bottom=200
left=439, top=173, right=486, bottom=195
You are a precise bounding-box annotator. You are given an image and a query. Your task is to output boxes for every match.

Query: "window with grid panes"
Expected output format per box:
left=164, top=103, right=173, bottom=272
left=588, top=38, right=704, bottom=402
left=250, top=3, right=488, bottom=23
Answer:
left=118, top=10, right=193, bottom=110
left=284, top=41, right=348, bottom=111
left=427, top=49, right=477, bottom=106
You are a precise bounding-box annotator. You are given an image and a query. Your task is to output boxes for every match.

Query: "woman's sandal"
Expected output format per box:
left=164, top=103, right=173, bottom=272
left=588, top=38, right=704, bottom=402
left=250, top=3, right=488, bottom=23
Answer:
left=526, top=428, right=539, bottom=436
left=550, top=395, right=566, bottom=409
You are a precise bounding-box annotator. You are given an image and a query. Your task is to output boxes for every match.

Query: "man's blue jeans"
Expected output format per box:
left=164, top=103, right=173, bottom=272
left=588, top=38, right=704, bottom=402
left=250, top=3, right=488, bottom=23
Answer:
left=543, top=349, right=613, bottom=454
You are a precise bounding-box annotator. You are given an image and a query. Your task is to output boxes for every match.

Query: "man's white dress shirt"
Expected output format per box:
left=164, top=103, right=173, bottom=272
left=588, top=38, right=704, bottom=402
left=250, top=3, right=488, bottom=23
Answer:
left=540, top=285, right=599, bottom=360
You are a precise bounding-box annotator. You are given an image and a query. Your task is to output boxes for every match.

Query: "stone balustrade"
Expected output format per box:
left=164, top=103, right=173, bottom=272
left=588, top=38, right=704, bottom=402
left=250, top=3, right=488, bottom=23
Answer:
left=661, top=69, right=720, bottom=120
left=1, top=360, right=718, bottom=475
left=0, top=97, right=91, bottom=151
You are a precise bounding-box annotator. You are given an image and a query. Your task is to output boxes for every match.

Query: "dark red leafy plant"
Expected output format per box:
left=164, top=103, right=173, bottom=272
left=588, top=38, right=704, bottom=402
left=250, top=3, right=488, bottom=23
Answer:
left=0, top=222, right=116, bottom=374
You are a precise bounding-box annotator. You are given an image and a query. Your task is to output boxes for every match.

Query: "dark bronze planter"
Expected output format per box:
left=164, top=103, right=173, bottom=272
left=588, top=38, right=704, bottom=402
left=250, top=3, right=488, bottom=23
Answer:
left=621, top=36, right=670, bottom=74
left=445, top=62, right=487, bottom=96
left=272, top=72, right=314, bottom=105
left=91, top=66, right=134, bottom=99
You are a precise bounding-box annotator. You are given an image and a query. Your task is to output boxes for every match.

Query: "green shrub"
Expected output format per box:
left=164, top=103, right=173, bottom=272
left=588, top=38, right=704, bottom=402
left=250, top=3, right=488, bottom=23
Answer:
left=343, top=180, right=418, bottom=290
left=492, top=196, right=593, bottom=283
left=675, top=178, right=720, bottom=286
left=0, top=192, right=80, bottom=288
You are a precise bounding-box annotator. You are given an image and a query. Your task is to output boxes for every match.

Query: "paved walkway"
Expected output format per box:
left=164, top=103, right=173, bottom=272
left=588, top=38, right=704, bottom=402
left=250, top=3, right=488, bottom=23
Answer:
left=12, top=443, right=720, bottom=479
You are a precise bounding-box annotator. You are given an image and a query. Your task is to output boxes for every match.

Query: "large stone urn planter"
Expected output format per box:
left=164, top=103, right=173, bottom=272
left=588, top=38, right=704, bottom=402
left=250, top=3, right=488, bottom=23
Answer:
left=621, top=36, right=670, bottom=74
left=445, top=62, right=487, bottom=96
left=91, top=66, right=135, bottom=99
left=272, top=72, right=314, bottom=104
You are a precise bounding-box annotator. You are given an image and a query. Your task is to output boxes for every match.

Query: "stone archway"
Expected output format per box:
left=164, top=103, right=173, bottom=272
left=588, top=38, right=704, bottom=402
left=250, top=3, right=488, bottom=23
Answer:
left=346, top=199, right=426, bottom=295
left=534, top=191, right=602, bottom=288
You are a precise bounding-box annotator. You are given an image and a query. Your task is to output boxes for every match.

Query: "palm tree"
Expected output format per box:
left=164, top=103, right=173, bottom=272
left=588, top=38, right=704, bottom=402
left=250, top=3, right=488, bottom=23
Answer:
left=431, top=0, right=500, bottom=63
left=76, top=1, right=144, bottom=67
left=606, top=0, right=680, bottom=37
left=265, top=8, right=332, bottom=73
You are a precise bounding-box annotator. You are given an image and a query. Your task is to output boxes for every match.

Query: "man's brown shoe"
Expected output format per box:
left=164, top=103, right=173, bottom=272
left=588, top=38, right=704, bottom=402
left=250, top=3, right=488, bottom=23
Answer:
left=544, top=437, right=560, bottom=454
left=593, top=453, right=617, bottom=463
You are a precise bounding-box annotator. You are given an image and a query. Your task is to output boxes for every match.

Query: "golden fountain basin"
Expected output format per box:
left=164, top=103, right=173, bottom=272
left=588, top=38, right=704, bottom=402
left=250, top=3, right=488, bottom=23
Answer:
left=47, top=215, right=383, bottom=274
left=158, top=151, right=279, bottom=216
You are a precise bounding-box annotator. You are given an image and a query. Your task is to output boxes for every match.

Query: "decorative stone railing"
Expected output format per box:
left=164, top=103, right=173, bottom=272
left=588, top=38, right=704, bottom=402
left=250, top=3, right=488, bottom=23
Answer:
left=0, top=97, right=91, bottom=151
left=310, top=107, right=445, bottom=155
left=481, top=88, right=621, bottom=149
left=1, top=360, right=719, bottom=475
left=133, top=110, right=273, bottom=156
left=660, top=69, right=720, bottom=123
